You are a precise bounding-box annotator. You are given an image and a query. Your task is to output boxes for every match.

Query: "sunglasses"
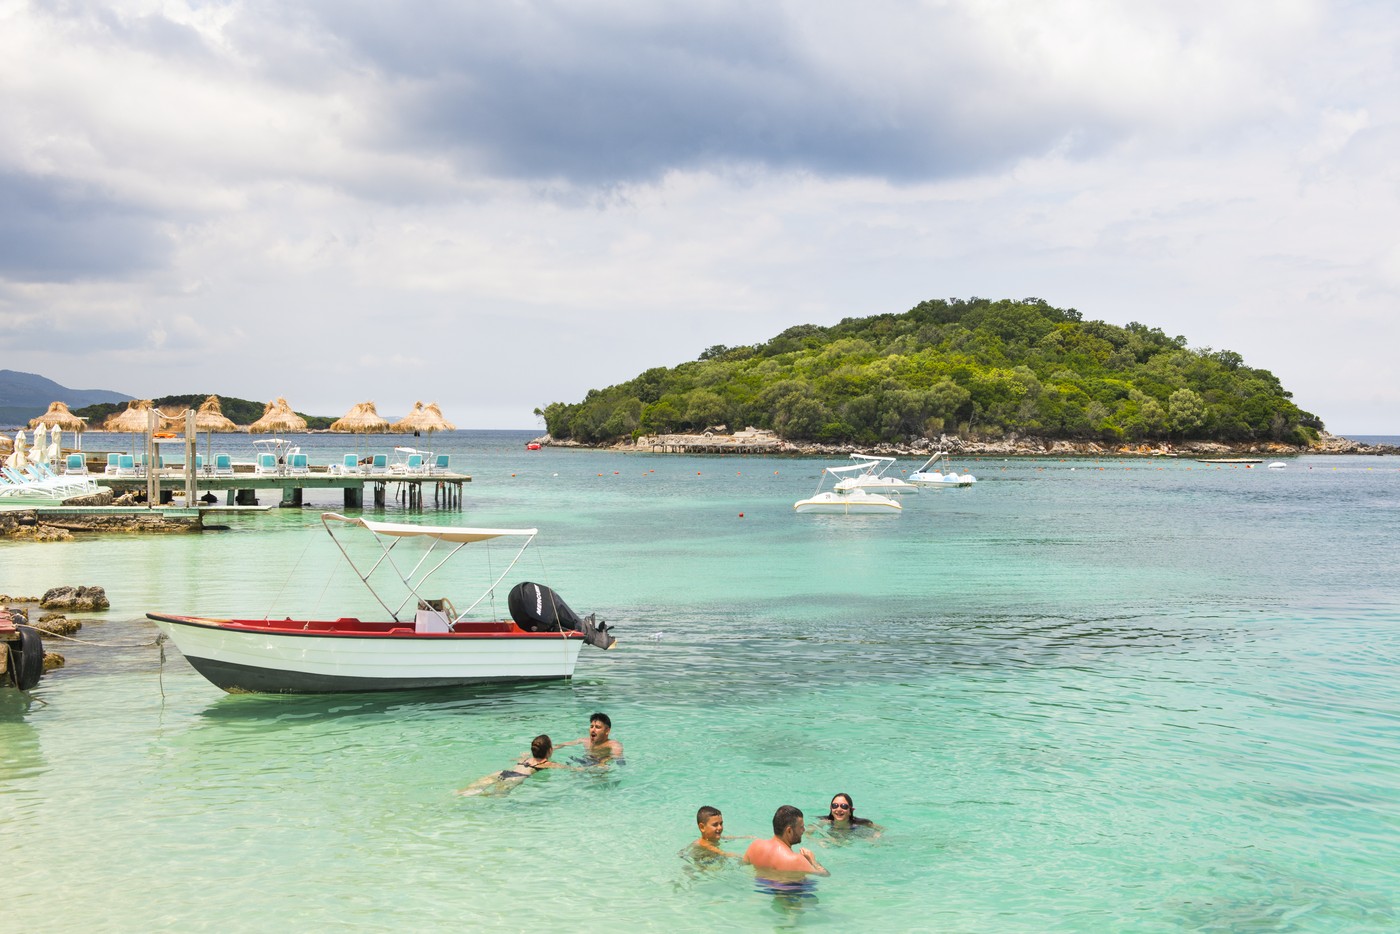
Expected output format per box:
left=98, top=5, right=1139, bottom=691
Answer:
left=831, top=803, right=851, bottom=810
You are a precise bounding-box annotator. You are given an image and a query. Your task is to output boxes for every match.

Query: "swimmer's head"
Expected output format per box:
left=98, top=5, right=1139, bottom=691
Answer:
left=588, top=712, right=611, bottom=741
left=773, top=805, right=804, bottom=840
left=531, top=734, right=552, bottom=759
left=696, top=805, right=724, bottom=841
left=827, top=793, right=854, bottom=821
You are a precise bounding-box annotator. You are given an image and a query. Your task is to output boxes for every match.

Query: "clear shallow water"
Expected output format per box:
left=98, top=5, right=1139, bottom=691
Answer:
left=3, top=433, right=1399, bottom=931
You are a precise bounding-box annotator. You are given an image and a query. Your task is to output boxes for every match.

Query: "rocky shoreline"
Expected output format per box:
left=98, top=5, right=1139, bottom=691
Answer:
left=536, top=431, right=1396, bottom=458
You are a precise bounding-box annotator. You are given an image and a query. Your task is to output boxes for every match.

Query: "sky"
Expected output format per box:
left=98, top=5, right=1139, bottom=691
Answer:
left=1, top=0, right=1396, bottom=432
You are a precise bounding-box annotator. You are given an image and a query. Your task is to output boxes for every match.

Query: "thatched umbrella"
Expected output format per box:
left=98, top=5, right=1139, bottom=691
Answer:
left=329, top=401, right=389, bottom=468
left=192, top=396, right=242, bottom=465
left=391, top=401, right=428, bottom=434
left=330, top=401, right=390, bottom=433
left=104, top=400, right=159, bottom=433
left=30, top=401, right=88, bottom=449
left=249, top=397, right=308, bottom=434
left=393, top=400, right=455, bottom=450
left=105, top=400, right=163, bottom=458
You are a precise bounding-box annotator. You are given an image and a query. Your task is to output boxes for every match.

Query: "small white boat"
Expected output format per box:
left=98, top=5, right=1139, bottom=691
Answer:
left=907, top=452, right=977, bottom=488
left=795, top=465, right=902, bottom=514
left=148, top=513, right=615, bottom=694
left=1267, top=462, right=1286, bottom=469
left=832, top=454, right=917, bottom=495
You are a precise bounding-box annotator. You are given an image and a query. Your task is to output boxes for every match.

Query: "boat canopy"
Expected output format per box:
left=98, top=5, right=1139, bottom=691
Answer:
left=322, top=513, right=537, bottom=543
left=823, top=463, right=876, bottom=475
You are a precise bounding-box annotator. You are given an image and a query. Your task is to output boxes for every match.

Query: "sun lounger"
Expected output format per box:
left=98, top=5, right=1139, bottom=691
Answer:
left=329, top=454, right=361, bottom=476
left=430, top=454, right=451, bottom=475
left=367, top=454, right=390, bottom=476
left=254, top=453, right=279, bottom=476
left=213, top=454, right=234, bottom=477
left=64, top=453, right=89, bottom=475
left=288, top=453, right=310, bottom=475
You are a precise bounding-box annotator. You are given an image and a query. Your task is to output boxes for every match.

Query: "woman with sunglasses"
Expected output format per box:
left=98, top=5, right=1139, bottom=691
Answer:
left=817, top=793, right=883, bottom=838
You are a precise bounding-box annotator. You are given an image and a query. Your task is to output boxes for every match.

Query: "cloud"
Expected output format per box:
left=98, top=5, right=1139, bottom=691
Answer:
left=0, top=170, right=168, bottom=281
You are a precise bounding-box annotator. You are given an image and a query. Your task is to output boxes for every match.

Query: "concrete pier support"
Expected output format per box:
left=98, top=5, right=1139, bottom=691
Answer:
left=343, top=486, right=363, bottom=508
left=236, top=489, right=258, bottom=505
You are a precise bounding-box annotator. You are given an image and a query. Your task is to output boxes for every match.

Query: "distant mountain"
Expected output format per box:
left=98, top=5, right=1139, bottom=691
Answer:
left=0, top=369, right=133, bottom=427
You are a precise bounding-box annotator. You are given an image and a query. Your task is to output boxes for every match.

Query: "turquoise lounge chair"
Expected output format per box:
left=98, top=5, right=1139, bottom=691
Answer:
left=254, top=452, right=278, bottom=475
left=213, top=454, right=234, bottom=477
left=430, top=454, right=450, bottom=475
left=288, top=453, right=310, bottom=475
left=368, top=454, right=389, bottom=476
left=65, top=453, right=89, bottom=475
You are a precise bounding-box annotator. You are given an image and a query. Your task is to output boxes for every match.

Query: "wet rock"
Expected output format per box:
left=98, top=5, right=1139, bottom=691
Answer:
left=40, top=586, right=110, bottom=611
left=42, top=652, right=65, bottom=672
left=7, top=524, right=75, bottom=542
left=61, top=489, right=114, bottom=507
left=34, top=614, right=82, bottom=636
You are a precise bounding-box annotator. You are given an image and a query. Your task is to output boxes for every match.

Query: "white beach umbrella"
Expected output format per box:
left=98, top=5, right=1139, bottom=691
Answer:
left=48, top=428, right=62, bottom=464
left=30, top=423, right=46, bottom=465
left=8, top=430, right=25, bottom=469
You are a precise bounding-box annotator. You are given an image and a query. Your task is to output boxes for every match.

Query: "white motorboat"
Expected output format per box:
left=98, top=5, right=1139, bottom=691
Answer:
left=832, top=455, right=917, bottom=494
left=907, top=452, right=977, bottom=488
left=148, top=513, right=616, bottom=694
left=795, top=465, right=903, bottom=514
left=1267, top=462, right=1286, bottom=469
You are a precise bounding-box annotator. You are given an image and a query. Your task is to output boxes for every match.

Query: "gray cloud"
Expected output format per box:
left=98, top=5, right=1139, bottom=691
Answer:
left=0, top=171, right=168, bottom=282
left=253, top=1, right=1141, bottom=184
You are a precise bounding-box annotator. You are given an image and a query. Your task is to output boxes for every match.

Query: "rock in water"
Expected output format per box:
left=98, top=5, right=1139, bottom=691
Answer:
left=40, top=586, right=110, bottom=611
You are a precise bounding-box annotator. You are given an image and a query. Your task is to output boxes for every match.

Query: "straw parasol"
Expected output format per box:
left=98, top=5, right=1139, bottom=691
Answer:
left=391, top=401, right=428, bottom=434
left=192, top=395, right=242, bottom=464
left=104, top=400, right=160, bottom=433
left=30, top=401, right=87, bottom=433
left=249, top=397, right=308, bottom=434
left=330, top=401, right=390, bottom=433
left=105, top=400, right=163, bottom=457
left=392, top=400, right=455, bottom=449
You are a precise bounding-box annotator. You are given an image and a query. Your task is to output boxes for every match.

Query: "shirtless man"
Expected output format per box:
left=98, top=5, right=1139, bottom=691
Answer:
left=743, top=805, right=829, bottom=878
left=555, top=712, right=624, bottom=762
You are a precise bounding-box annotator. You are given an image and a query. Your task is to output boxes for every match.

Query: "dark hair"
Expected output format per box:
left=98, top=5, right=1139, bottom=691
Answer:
left=531, top=734, right=552, bottom=759
left=696, top=805, right=721, bottom=825
left=772, top=805, right=804, bottom=836
left=590, top=712, right=611, bottom=729
left=825, top=792, right=873, bottom=826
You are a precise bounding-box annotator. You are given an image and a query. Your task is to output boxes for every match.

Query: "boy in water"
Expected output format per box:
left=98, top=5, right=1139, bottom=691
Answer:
left=457, top=734, right=569, bottom=796
left=688, top=805, right=741, bottom=860
left=556, top=712, right=624, bottom=763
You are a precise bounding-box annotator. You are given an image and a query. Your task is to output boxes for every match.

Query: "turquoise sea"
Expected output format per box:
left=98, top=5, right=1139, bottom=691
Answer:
left=3, top=430, right=1398, bottom=932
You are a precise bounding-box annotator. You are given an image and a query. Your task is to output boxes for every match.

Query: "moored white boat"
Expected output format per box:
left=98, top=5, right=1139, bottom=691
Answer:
left=148, top=513, right=615, bottom=694
left=907, top=452, right=976, bottom=488
left=795, top=465, right=903, bottom=514
left=832, top=454, right=917, bottom=495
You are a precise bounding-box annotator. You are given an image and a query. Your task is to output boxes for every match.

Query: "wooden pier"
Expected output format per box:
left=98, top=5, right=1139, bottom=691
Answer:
left=95, top=468, right=471, bottom=509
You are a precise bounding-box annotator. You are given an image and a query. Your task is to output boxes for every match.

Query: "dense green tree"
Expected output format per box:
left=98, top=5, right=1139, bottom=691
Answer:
left=537, top=297, right=1321, bottom=445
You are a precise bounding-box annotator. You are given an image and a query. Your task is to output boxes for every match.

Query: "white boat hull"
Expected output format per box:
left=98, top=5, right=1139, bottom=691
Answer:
left=794, top=491, right=903, bottom=514
left=149, top=615, right=585, bottom=694
left=908, top=472, right=976, bottom=487
left=834, top=477, right=918, bottom=494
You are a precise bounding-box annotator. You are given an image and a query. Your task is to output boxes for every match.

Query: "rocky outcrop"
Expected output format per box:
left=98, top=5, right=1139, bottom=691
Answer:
left=40, top=586, right=109, bottom=611
left=34, top=613, right=82, bottom=636
left=0, top=509, right=201, bottom=537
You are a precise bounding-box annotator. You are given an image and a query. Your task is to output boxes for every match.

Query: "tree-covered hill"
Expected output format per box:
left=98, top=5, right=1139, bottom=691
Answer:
left=537, top=297, right=1322, bottom=446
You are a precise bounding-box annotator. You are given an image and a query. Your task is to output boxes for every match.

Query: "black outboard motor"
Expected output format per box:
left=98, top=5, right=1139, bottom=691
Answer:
left=508, top=582, right=615, bottom=650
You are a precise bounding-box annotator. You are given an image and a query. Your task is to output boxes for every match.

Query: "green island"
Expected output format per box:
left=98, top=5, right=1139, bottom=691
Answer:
left=536, top=297, right=1325, bottom=449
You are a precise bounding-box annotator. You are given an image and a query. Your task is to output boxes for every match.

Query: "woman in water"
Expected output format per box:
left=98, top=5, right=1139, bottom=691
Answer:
left=457, top=734, right=570, bottom=796
left=816, top=793, right=883, bottom=838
